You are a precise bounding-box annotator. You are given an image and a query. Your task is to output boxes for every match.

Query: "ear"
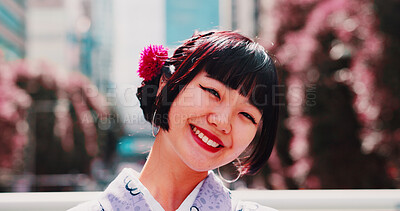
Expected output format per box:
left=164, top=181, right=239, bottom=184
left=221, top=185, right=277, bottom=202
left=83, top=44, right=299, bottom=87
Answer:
left=157, top=74, right=167, bottom=96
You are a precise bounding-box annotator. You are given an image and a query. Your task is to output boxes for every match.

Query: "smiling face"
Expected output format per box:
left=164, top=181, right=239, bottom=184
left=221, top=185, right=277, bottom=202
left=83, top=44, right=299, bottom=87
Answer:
left=157, top=71, right=262, bottom=172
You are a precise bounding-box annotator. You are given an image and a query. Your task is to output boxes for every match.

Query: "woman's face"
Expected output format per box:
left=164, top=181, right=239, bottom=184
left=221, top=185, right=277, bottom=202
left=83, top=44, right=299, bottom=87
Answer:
left=158, top=71, right=262, bottom=172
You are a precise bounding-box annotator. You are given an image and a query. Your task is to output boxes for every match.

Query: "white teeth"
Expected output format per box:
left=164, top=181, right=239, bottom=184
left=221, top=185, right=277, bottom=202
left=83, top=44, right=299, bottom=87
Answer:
left=213, top=142, right=218, bottom=147
left=192, top=126, right=220, bottom=148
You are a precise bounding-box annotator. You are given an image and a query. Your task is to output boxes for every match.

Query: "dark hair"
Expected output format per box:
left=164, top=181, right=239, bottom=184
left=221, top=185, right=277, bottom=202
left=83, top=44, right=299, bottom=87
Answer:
left=137, top=31, right=279, bottom=175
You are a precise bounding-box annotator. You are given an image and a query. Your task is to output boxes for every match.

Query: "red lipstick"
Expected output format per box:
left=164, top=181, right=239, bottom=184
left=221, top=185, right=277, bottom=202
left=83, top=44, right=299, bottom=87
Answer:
left=190, top=124, right=224, bottom=153
left=194, top=125, right=224, bottom=146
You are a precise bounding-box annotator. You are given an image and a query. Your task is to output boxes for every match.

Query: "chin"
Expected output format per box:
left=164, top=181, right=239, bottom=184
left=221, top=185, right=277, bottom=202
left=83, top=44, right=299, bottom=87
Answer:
left=182, top=158, right=216, bottom=173
left=189, top=166, right=214, bottom=173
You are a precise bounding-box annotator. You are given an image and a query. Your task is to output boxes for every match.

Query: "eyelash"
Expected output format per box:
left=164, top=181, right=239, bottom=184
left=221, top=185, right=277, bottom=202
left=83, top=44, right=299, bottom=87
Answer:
left=200, top=84, right=257, bottom=124
left=199, top=84, right=221, bottom=100
left=240, top=112, right=257, bottom=124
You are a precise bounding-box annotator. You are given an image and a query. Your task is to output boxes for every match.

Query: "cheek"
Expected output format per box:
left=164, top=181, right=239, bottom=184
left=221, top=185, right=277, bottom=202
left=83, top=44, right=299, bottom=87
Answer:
left=169, top=90, right=204, bottom=126
left=233, top=125, right=258, bottom=151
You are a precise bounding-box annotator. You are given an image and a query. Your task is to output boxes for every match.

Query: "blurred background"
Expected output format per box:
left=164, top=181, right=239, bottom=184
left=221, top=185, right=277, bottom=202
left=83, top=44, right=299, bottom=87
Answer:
left=0, top=0, right=399, bottom=192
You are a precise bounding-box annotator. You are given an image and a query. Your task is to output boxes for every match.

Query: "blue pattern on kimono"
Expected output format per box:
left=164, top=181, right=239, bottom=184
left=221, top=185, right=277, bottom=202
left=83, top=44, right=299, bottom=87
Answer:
left=68, top=168, right=278, bottom=211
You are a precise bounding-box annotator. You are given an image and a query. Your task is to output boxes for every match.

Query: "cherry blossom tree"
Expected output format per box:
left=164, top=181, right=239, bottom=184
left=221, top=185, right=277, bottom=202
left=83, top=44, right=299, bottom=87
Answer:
left=258, top=0, right=400, bottom=189
left=0, top=54, right=121, bottom=190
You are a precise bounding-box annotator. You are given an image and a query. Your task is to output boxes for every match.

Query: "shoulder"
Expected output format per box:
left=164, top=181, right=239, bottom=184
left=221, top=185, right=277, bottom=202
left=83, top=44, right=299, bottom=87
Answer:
left=234, top=200, right=279, bottom=211
left=199, top=172, right=278, bottom=211
left=192, top=171, right=233, bottom=210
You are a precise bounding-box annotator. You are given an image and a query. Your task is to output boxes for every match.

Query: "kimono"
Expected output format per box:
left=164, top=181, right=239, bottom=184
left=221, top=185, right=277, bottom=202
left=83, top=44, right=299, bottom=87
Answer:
left=69, top=168, right=277, bottom=211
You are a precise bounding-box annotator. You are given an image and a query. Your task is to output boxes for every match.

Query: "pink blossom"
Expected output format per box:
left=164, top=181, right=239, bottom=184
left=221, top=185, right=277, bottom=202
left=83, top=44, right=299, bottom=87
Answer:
left=137, top=45, right=168, bottom=82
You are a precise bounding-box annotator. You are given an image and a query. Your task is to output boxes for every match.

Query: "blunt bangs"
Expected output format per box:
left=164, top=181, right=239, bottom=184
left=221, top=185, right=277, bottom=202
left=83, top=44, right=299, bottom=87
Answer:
left=200, top=39, right=277, bottom=113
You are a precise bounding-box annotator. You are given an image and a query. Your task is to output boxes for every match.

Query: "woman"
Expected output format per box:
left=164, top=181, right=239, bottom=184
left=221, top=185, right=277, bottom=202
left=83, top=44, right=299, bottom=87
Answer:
left=71, top=31, right=279, bottom=211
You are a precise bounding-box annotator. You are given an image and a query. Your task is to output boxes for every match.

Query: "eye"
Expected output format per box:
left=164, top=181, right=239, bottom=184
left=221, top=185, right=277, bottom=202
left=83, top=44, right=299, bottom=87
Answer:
left=240, top=112, right=257, bottom=124
left=199, top=84, right=221, bottom=100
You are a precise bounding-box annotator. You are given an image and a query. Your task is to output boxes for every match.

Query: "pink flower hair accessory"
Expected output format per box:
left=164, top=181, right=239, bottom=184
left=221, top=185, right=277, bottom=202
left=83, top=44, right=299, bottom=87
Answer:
left=137, top=45, right=168, bottom=82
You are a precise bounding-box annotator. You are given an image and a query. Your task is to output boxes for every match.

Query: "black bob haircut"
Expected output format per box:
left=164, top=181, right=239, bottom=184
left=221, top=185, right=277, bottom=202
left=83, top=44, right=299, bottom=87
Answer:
left=137, top=31, right=279, bottom=175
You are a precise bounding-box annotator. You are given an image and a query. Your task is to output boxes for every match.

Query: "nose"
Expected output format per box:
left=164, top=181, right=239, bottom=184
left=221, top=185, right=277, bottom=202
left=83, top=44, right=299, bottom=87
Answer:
left=207, top=109, right=232, bottom=134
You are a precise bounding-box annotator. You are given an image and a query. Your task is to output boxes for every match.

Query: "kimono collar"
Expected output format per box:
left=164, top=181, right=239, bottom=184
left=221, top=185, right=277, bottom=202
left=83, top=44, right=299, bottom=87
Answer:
left=191, top=171, right=232, bottom=210
left=97, top=168, right=232, bottom=211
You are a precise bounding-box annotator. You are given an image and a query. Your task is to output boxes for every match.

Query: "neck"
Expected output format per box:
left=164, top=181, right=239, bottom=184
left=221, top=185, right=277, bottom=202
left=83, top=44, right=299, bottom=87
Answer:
left=139, top=132, right=208, bottom=211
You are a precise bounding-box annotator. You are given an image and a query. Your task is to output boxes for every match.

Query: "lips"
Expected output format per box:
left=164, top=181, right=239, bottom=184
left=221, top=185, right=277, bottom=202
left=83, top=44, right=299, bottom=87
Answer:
left=190, top=124, right=224, bottom=153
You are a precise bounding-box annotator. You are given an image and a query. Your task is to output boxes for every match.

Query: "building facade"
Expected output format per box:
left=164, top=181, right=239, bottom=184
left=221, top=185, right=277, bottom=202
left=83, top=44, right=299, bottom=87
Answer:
left=0, top=0, right=26, bottom=60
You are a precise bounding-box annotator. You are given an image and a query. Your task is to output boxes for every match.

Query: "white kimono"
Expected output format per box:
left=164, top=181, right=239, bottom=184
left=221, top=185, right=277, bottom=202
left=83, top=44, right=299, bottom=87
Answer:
left=69, top=168, right=277, bottom=211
